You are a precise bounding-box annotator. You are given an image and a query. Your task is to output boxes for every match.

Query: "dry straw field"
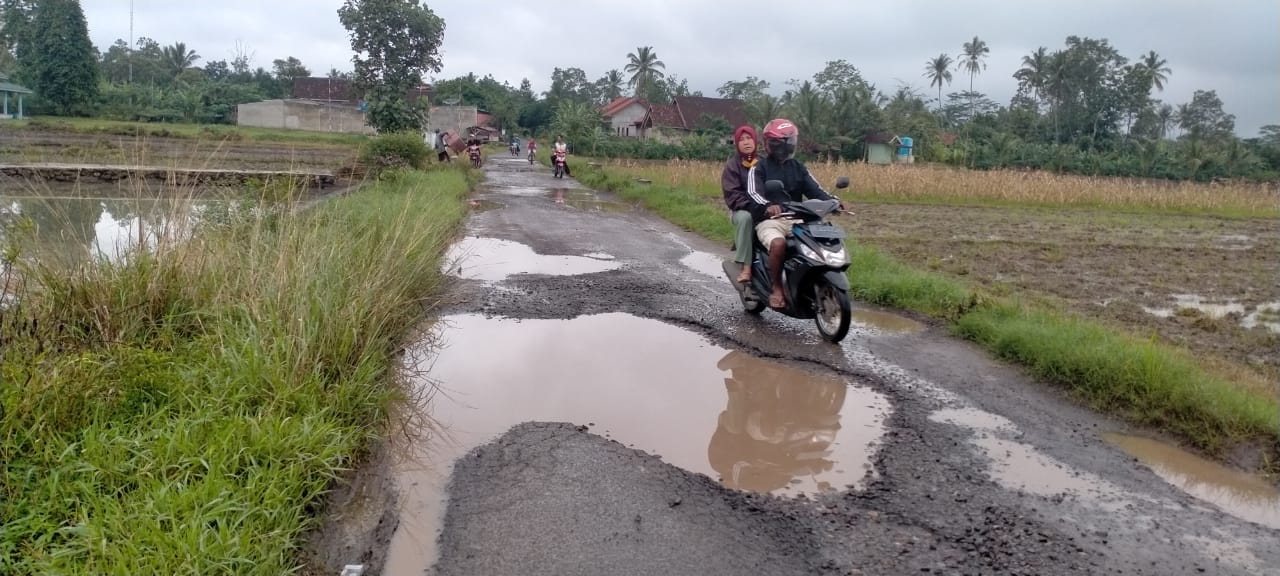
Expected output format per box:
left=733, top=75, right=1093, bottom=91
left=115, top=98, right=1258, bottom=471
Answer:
left=604, top=158, right=1279, bottom=216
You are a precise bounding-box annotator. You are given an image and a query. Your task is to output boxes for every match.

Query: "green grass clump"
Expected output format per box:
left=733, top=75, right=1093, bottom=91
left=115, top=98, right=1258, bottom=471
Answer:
left=1, top=167, right=470, bottom=574
left=575, top=161, right=1280, bottom=451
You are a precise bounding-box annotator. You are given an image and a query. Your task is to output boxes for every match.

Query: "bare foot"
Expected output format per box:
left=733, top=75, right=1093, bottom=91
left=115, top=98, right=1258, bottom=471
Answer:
left=769, top=289, right=786, bottom=309
left=736, top=269, right=751, bottom=283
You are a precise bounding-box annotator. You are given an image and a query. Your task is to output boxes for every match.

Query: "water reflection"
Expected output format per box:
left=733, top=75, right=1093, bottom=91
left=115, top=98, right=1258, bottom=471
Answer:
left=0, top=195, right=229, bottom=264
left=708, top=351, right=849, bottom=493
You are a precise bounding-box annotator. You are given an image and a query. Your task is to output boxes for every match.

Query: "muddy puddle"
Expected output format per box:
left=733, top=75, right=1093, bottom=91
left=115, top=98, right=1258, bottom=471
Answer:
left=384, top=312, right=892, bottom=574
left=442, top=236, right=622, bottom=282
left=1142, top=293, right=1280, bottom=334
left=929, top=406, right=1131, bottom=509
left=680, top=250, right=727, bottom=279
left=467, top=199, right=503, bottom=212
left=851, top=309, right=925, bottom=334
left=549, top=189, right=628, bottom=212
left=1105, top=434, right=1280, bottom=529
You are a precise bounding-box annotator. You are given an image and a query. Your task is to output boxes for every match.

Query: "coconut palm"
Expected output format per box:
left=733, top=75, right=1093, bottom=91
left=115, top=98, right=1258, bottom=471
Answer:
left=1015, top=47, right=1050, bottom=105
left=960, top=36, right=989, bottom=93
left=601, top=69, right=625, bottom=101
left=961, top=36, right=989, bottom=122
left=923, top=53, right=953, bottom=112
left=1139, top=50, right=1171, bottom=92
left=1157, top=103, right=1175, bottom=140
left=162, top=42, right=200, bottom=79
left=624, top=46, right=666, bottom=97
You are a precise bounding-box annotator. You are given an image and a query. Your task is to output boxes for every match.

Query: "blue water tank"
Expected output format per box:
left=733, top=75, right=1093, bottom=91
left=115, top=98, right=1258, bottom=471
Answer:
left=897, top=136, right=913, bottom=156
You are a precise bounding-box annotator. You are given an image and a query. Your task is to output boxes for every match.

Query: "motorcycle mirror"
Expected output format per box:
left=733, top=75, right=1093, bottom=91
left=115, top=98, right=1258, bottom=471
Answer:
left=765, top=180, right=785, bottom=194
left=835, top=176, right=850, bottom=189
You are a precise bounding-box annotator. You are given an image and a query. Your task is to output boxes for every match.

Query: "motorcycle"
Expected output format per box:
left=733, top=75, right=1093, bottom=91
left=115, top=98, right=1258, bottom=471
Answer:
left=469, top=148, right=482, bottom=168
left=528, top=148, right=537, bottom=165
left=509, top=143, right=519, bottom=156
left=719, top=177, right=854, bottom=343
left=552, top=151, right=567, bottom=179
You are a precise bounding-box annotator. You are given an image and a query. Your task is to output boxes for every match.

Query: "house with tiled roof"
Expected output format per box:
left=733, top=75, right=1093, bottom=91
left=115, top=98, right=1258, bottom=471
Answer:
left=639, top=96, right=747, bottom=142
left=599, top=96, right=649, bottom=138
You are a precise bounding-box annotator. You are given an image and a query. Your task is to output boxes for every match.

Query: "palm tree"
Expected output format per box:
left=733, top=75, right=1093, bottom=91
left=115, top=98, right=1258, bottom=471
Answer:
left=1156, top=103, right=1175, bottom=140
left=601, top=69, right=625, bottom=101
left=1139, top=50, right=1171, bottom=92
left=1015, top=47, right=1049, bottom=106
left=747, top=93, right=782, bottom=129
left=961, top=36, right=990, bottom=123
left=162, top=42, right=200, bottom=79
left=961, top=36, right=989, bottom=93
left=624, top=46, right=666, bottom=98
left=923, top=53, right=954, bottom=112
left=1044, top=50, right=1070, bottom=143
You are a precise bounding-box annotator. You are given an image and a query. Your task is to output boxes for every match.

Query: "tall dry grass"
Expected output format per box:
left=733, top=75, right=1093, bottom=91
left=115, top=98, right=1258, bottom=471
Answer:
left=601, top=158, right=1280, bottom=216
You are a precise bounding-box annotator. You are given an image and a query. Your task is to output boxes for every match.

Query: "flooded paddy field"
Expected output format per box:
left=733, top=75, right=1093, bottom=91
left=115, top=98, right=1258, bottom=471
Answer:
left=844, top=202, right=1280, bottom=386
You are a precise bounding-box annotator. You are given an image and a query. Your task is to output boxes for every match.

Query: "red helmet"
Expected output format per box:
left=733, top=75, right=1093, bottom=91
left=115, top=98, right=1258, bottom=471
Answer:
left=762, top=118, right=798, bottom=160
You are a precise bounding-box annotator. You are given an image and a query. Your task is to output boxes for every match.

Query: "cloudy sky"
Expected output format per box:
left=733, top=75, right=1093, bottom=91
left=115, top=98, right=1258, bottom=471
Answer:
left=81, top=0, right=1278, bottom=135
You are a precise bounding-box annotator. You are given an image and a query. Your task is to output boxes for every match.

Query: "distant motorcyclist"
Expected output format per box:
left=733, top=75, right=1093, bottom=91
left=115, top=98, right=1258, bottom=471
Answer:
left=467, top=138, right=482, bottom=167
left=552, top=134, right=570, bottom=176
left=748, top=119, right=844, bottom=309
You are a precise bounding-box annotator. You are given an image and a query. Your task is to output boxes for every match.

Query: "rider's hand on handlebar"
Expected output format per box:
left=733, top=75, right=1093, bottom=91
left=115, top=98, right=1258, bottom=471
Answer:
left=766, top=205, right=783, bottom=218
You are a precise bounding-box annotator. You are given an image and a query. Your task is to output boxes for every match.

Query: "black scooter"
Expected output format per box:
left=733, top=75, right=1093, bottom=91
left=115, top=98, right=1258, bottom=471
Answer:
left=720, top=177, right=854, bottom=343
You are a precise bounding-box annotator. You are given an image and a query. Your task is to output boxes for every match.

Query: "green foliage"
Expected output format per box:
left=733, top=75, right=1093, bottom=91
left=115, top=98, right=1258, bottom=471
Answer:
left=360, top=131, right=430, bottom=171
left=1, top=169, right=472, bottom=574
left=25, top=0, right=98, bottom=115
left=337, top=0, right=445, bottom=133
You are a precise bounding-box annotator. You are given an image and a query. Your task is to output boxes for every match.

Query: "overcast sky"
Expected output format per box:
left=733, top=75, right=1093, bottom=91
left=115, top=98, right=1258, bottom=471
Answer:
left=81, top=0, right=1278, bottom=135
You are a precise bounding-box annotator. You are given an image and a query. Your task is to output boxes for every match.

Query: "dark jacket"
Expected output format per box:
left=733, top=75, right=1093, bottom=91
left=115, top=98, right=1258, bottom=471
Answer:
left=721, top=155, right=756, bottom=213
left=745, top=157, right=834, bottom=223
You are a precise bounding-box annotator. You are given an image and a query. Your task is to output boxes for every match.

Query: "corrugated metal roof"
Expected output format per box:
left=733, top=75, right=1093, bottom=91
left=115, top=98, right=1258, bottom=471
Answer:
left=0, top=82, right=33, bottom=94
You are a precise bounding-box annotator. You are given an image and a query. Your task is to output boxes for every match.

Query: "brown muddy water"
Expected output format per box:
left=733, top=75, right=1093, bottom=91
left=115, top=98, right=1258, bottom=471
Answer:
left=383, top=312, right=892, bottom=574
left=1105, top=433, right=1280, bottom=530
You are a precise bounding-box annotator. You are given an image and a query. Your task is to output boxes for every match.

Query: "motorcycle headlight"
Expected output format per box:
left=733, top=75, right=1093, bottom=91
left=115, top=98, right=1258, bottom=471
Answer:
left=822, top=246, right=848, bottom=266
left=798, top=244, right=822, bottom=263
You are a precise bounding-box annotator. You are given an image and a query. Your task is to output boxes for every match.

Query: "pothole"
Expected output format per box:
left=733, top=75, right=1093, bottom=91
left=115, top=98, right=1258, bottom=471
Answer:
left=467, top=199, right=503, bottom=212
left=384, top=313, right=892, bottom=574
left=1104, top=433, right=1280, bottom=529
left=929, top=406, right=1131, bottom=509
left=851, top=309, right=925, bottom=334
left=928, top=407, right=1015, bottom=431
left=442, top=236, right=621, bottom=282
left=680, top=250, right=727, bottom=279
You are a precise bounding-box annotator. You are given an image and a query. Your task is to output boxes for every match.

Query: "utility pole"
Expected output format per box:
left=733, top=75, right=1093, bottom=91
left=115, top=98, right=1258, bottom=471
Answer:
left=127, top=0, right=134, bottom=83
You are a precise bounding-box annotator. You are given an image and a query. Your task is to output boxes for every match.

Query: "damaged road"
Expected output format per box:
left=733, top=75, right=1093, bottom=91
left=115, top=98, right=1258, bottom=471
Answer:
left=361, top=156, right=1279, bottom=576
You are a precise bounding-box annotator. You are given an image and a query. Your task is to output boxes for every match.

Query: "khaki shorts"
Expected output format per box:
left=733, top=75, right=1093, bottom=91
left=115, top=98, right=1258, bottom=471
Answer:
left=756, top=218, right=800, bottom=247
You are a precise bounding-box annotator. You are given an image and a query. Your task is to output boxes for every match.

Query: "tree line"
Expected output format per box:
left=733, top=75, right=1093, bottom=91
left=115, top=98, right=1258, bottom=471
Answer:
left=0, top=0, right=337, bottom=123
left=2, top=1, right=1276, bottom=181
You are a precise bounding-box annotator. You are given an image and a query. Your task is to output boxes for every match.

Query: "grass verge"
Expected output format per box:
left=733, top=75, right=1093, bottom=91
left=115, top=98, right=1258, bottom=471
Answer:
left=0, top=166, right=473, bottom=574
left=574, top=162, right=1280, bottom=453
left=1, top=117, right=370, bottom=148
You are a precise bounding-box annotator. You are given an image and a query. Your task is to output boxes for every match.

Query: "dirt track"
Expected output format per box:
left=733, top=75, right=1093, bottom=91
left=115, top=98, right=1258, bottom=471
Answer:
left=307, top=156, right=1280, bottom=576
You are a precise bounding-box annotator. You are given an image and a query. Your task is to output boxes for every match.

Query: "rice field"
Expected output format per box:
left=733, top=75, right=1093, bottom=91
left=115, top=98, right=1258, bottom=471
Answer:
left=601, top=158, right=1280, bottom=217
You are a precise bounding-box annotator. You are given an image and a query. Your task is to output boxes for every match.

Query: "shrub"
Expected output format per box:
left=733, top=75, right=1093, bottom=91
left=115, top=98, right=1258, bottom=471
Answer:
left=359, top=132, right=429, bottom=172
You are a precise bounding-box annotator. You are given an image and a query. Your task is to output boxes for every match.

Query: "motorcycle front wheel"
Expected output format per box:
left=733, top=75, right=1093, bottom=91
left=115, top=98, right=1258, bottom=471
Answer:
left=814, top=281, right=851, bottom=343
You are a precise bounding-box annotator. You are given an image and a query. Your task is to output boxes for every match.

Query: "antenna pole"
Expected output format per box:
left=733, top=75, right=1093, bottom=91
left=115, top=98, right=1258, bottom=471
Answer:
left=128, top=0, right=134, bottom=83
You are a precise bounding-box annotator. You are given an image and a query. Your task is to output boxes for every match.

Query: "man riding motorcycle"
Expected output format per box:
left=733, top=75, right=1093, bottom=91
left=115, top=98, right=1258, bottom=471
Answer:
left=746, top=119, right=845, bottom=309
